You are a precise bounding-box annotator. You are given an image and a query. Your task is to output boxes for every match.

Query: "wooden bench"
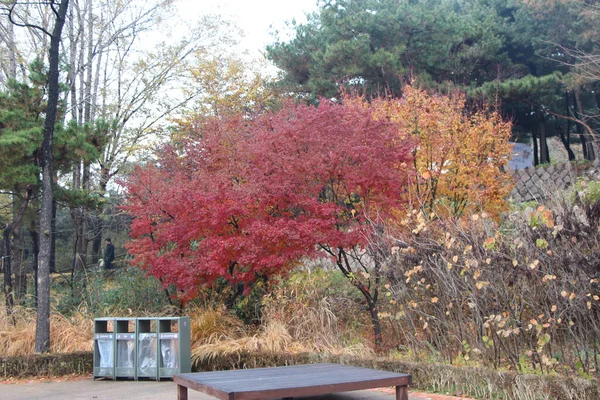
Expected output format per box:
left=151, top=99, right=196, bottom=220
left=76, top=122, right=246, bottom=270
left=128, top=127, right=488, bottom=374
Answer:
left=173, top=363, right=412, bottom=400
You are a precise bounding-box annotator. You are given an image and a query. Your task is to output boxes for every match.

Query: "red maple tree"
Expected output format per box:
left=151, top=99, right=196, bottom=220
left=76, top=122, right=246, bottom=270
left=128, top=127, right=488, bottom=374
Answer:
left=124, top=99, right=415, bottom=347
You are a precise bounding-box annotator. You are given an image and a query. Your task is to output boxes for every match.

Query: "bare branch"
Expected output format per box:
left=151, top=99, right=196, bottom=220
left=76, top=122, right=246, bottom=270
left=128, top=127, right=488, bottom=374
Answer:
left=8, top=1, right=52, bottom=36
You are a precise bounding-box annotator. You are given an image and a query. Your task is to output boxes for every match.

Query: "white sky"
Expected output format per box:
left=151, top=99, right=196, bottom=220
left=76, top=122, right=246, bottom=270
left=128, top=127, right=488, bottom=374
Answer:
left=176, top=0, right=319, bottom=56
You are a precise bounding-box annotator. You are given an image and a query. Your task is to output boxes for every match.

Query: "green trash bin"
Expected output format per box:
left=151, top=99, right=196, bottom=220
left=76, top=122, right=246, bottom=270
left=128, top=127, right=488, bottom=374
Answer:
left=158, top=317, right=191, bottom=379
left=136, top=318, right=158, bottom=380
left=93, top=318, right=115, bottom=380
left=115, top=318, right=136, bottom=379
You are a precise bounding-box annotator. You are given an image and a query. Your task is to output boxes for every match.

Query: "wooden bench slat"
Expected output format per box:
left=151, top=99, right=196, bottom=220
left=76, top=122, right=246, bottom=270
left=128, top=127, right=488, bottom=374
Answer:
left=174, top=363, right=412, bottom=400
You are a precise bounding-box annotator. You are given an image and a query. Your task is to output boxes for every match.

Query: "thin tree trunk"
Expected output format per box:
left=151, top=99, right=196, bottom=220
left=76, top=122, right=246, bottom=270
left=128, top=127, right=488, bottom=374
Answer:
left=84, top=0, right=93, bottom=124
left=80, top=0, right=93, bottom=264
left=69, top=26, right=85, bottom=274
left=91, top=218, right=102, bottom=262
left=7, top=19, right=17, bottom=80
left=570, top=91, right=589, bottom=160
left=574, top=89, right=596, bottom=160
left=77, top=4, right=85, bottom=125
left=3, top=224, right=15, bottom=322
left=35, top=0, right=70, bottom=354
left=531, top=111, right=539, bottom=166
left=560, top=92, right=576, bottom=161
left=30, top=227, right=39, bottom=308
left=537, top=109, right=550, bottom=164
left=67, top=2, right=78, bottom=121
left=50, top=199, right=57, bottom=274
left=333, top=247, right=383, bottom=351
left=12, top=202, right=26, bottom=302
left=3, top=190, right=31, bottom=319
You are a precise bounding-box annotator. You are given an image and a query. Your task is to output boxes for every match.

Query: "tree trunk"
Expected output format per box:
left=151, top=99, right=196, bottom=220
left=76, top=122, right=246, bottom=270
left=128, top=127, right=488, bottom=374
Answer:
left=6, top=19, right=17, bottom=80
left=3, top=190, right=31, bottom=318
left=67, top=2, right=78, bottom=123
left=574, top=89, right=596, bottom=161
left=531, top=111, right=539, bottom=166
left=12, top=203, right=26, bottom=303
left=537, top=109, right=550, bottom=164
left=559, top=126, right=576, bottom=161
left=91, top=219, right=102, bottom=262
left=30, top=227, right=39, bottom=308
left=560, top=92, right=576, bottom=161
left=2, top=223, right=15, bottom=322
left=34, top=0, right=69, bottom=354
left=50, top=199, right=57, bottom=274
left=333, top=247, right=383, bottom=351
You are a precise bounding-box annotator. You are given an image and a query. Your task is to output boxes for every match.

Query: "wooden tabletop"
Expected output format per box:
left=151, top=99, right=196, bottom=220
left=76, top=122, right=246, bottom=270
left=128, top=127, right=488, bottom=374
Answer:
left=174, top=363, right=412, bottom=400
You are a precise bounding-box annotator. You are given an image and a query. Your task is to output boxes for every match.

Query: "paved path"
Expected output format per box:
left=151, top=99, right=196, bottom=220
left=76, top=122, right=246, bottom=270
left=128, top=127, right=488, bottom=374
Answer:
left=0, top=378, right=473, bottom=400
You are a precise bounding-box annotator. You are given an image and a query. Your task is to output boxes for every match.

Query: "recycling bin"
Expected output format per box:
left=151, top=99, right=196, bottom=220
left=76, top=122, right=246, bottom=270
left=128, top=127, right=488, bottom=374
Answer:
left=115, top=318, right=136, bottom=378
left=93, top=318, right=115, bottom=379
left=158, top=317, right=191, bottom=379
left=136, top=318, right=158, bottom=380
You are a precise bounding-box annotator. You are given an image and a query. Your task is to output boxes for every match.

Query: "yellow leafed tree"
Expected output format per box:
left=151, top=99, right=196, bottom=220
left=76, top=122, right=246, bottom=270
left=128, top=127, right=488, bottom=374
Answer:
left=350, top=86, right=514, bottom=218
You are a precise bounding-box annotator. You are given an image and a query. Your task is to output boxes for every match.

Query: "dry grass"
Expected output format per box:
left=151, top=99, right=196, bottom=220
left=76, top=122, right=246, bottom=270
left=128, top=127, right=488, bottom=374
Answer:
left=0, top=306, right=93, bottom=357
left=190, top=288, right=374, bottom=368
left=188, top=306, right=248, bottom=347
left=0, top=276, right=372, bottom=364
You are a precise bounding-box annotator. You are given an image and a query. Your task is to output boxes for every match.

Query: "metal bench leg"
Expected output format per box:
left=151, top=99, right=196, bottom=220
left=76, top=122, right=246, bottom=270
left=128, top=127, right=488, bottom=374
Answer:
left=177, top=384, right=188, bottom=400
left=396, top=385, right=408, bottom=400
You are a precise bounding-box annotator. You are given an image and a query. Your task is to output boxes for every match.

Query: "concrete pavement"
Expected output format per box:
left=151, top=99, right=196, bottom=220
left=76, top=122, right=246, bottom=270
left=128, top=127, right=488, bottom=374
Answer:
left=0, top=378, right=450, bottom=400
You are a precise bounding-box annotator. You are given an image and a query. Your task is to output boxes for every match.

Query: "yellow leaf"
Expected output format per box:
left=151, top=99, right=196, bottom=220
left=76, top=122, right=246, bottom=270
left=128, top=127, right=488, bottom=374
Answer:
left=431, top=297, right=439, bottom=303
left=542, top=274, right=556, bottom=283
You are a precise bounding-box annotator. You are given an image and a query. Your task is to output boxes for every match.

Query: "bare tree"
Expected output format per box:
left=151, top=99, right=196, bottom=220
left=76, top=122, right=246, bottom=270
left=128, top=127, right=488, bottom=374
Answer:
left=61, top=1, right=235, bottom=269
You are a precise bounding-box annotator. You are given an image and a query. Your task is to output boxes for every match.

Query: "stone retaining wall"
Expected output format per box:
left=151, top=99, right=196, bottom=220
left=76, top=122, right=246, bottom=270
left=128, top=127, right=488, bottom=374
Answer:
left=510, top=160, right=600, bottom=203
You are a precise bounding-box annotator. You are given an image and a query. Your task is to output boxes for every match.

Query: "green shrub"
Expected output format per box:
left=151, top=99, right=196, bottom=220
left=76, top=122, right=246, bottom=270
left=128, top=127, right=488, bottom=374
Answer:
left=51, top=267, right=172, bottom=316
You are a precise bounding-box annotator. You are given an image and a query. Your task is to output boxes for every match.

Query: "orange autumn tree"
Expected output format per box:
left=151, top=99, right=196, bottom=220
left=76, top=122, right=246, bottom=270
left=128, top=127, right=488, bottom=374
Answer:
left=350, top=86, right=513, bottom=218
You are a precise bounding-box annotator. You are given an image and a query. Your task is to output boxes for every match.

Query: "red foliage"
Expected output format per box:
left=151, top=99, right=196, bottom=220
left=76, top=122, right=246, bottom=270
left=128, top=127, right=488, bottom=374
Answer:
left=123, top=100, right=415, bottom=300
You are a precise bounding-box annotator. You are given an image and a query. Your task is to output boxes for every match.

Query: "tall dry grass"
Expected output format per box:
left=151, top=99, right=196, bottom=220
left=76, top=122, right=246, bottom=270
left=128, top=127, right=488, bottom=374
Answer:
left=0, top=306, right=93, bottom=357
left=190, top=276, right=374, bottom=368
left=0, top=270, right=373, bottom=363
